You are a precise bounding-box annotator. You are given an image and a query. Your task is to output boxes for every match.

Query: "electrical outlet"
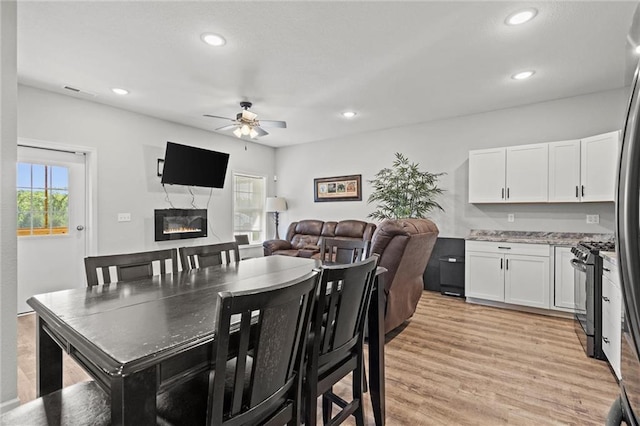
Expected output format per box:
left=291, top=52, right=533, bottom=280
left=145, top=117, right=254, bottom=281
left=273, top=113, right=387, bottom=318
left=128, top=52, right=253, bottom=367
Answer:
left=507, top=214, right=515, bottom=223
left=586, top=214, right=600, bottom=224
left=117, top=213, right=131, bottom=222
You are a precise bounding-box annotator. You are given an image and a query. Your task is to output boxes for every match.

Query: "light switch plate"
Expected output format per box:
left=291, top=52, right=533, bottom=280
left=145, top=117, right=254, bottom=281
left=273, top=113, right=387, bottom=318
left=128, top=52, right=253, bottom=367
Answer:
left=507, top=214, right=515, bottom=223
left=118, top=213, right=131, bottom=222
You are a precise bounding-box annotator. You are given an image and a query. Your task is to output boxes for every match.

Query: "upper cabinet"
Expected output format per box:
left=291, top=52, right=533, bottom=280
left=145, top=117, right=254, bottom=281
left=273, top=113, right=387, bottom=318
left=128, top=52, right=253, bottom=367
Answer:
left=548, top=139, right=581, bottom=202
left=581, top=131, right=620, bottom=202
left=469, top=143, right=548, bottom=203
left=468, top=148, right=506, bottom=203
left=469, top=130, right=620, bottom=204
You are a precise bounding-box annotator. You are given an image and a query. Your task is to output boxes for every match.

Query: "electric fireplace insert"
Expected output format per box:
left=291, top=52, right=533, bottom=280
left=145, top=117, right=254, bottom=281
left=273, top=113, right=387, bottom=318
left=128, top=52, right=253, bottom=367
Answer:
left=154, top=209, right=207, bottom=241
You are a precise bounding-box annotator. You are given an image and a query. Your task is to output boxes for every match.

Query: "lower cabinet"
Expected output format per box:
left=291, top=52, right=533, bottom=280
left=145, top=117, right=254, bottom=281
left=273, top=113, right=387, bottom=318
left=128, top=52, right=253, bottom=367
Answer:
left=466, top=241, right=550, bottom=309
left=602, top=257, right=622, bottom=380
left=553, top=246, right=576, bottom=310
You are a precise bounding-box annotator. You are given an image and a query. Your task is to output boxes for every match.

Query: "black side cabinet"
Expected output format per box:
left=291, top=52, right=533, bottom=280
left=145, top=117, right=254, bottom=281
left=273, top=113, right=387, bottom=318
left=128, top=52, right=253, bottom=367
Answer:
left=423, top=237, right=465, bottom=294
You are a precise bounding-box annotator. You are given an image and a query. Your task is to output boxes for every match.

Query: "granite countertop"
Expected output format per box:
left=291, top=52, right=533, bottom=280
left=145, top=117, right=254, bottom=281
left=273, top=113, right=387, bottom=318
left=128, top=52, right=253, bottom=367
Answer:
left=466, top=229, right=615, bottom=246
left=600, top=251, right=617, bottom=265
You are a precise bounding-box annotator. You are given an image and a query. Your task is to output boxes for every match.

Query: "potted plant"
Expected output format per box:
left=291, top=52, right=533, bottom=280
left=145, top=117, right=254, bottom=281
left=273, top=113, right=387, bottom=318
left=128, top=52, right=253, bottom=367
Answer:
left=367, top=152, right=445, bottom=220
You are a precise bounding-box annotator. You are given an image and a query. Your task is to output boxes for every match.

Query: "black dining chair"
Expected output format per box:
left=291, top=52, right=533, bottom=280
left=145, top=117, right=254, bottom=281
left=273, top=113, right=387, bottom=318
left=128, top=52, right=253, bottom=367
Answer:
left=84, top=248, right=178, bottom=286
left=303, top=255, right=378, bottom=425
left=319, top=238, right=369, bottom=264
left=156, top=270, right=320, bottom=425
left=179, top=241, right=240, bottom=271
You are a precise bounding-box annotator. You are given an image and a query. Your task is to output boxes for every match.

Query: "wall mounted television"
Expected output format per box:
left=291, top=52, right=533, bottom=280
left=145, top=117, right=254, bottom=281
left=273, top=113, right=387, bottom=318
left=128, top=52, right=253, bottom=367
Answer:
left=160, top=141, right=230, bottom=188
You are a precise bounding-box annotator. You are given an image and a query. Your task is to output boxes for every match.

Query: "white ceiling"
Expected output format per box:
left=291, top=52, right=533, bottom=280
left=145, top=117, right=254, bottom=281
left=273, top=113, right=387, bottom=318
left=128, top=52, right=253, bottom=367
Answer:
left=16, top=1, right=640, bottom=147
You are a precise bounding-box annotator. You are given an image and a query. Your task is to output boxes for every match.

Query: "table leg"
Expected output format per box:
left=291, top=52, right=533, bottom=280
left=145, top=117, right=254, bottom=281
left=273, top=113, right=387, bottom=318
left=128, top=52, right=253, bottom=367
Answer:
left=36, top=315, right=62, bottom=396
left=368, top=276, right=385, bottom=425
left=110, top=366, right=157, bottom=425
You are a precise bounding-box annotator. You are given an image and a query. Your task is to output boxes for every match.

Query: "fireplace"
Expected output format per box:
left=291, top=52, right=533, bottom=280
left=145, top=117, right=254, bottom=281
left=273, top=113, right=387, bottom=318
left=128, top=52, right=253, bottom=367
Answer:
left=154, top=209, right=207, bottom=241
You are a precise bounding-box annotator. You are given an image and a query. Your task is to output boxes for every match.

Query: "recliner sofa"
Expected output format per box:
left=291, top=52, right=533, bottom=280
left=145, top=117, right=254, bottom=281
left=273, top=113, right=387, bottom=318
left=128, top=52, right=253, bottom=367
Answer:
left=263, top=219, right=376, bottom=259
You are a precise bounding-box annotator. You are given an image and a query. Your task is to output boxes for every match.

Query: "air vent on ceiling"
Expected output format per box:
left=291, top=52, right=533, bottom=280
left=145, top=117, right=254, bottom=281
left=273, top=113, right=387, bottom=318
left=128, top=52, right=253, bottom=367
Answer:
left=63, top=86, right=97, bottom=98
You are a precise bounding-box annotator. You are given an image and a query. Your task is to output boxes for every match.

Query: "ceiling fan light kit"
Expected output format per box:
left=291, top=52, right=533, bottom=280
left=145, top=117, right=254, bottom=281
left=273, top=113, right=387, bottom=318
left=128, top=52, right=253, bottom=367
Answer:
left=204, top=101, right=286, bottom=140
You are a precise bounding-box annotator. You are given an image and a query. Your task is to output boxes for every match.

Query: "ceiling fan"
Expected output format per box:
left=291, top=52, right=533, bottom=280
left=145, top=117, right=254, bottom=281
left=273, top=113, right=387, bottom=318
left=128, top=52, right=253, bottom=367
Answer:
left=204, top=101, right=287, bottom=139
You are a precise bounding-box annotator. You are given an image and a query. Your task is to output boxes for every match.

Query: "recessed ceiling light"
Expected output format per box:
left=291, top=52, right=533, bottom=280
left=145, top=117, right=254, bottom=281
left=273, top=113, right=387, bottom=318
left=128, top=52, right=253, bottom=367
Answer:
left=201, top=33, right=226, bottom=47
left=111, top=88, right=129, bottom=95
left=512, top=71, right=535, bottom=80
left=506, top=8, right=538, bottom=25
left=635, top=45, right=640, bottom=55
left=342, top=111, right=357, bottom=119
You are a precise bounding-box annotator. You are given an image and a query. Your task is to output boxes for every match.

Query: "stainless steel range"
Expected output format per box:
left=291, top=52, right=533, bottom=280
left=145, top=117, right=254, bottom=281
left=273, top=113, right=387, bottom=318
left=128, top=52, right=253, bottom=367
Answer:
left=572, top=240, right=615, bottom=359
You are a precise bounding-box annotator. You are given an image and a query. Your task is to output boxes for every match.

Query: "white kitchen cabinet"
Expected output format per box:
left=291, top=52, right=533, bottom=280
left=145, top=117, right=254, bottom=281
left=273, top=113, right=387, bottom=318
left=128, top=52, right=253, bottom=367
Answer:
left=553, top=246, right=576, bottom=310
left=505, top=143, right=548, bottom=202
left=465, top=251, right=504, bottom=301
left=602, top=257, right=621, bottom=380
left=468, top=144, right=547, bottom=203
left=581, top=131, right=620, bottom=202
left=548, top=140, right=581, bottom=202
left=468, top=148, right=506, bottom=203
left=465, top=241, right=550, bottom=309
left=469, top=130, right=620, bottom=204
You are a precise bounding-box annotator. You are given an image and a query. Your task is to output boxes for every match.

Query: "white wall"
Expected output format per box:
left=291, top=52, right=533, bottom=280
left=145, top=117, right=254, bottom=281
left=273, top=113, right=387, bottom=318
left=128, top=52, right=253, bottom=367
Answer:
left=18, top=85, right=277, bottom=255
left=275, top=88, right=629, bottom=237
left=0, top=0, right=18, bottom=413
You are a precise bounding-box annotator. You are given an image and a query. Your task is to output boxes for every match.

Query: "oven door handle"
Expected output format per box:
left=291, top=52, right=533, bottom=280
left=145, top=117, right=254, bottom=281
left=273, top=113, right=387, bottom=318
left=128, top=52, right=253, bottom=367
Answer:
left=570, top=258, right=588, bottom=272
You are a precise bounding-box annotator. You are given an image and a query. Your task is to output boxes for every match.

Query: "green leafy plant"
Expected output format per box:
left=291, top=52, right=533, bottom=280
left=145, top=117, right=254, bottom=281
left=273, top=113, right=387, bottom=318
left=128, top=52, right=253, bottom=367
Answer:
left=367, top=152, right=445, bottom=220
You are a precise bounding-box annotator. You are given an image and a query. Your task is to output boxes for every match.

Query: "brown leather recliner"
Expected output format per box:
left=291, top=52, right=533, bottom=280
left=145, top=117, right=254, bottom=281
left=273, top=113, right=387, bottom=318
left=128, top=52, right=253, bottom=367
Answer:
left=263, top=219, right=376, bottom=259
left=370, top=218, right=439, bottom=334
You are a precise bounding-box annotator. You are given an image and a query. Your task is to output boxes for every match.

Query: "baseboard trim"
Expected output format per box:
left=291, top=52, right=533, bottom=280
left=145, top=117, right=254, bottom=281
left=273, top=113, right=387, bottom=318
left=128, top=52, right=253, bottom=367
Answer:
left=0, top=397, right=21, bottom=413
left=465, top=297, right=573, bottom=319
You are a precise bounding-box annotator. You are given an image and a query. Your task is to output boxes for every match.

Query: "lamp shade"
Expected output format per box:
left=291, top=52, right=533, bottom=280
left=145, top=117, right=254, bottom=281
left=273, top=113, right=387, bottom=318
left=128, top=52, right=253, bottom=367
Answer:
left=265, top=197, right=287, bottom=212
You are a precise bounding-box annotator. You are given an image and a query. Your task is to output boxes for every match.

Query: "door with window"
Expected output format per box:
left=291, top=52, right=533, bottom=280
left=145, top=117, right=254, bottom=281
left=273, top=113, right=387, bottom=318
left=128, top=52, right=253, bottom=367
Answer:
left=17, top=146, right=86, bottom=313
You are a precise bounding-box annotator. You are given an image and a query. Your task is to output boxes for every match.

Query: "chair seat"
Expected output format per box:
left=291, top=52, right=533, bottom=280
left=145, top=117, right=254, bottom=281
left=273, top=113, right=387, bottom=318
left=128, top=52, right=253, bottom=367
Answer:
left=0, top=381, right=110, bottom=426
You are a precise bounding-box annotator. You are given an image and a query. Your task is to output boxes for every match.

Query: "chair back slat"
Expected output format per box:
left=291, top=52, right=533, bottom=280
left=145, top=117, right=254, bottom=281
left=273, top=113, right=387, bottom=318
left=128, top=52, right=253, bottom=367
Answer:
left=208, top=271, right=319, bottom=425
left=84, top=249, right=178, bottom=286
left=179, top=242, right=240, bottom=271
left=319, top=238, right=369, bottom=264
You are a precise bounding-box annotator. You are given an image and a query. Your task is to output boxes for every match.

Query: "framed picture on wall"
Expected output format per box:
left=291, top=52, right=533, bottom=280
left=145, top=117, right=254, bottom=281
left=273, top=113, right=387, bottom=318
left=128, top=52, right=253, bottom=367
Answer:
left=314, top=174, right=362, bottom=202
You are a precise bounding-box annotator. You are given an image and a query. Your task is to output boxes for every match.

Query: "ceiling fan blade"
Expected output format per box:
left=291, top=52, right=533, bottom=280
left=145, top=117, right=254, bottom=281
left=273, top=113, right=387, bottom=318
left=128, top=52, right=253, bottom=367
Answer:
left=258, top=120, right=287, bottom=128
left=242, top=110, right=258, bottom=121
left=203, top=114, right=235, bottom=121
left=215, top=124, right=238, bottom=131
left=254, top=126, right=269, bottom=137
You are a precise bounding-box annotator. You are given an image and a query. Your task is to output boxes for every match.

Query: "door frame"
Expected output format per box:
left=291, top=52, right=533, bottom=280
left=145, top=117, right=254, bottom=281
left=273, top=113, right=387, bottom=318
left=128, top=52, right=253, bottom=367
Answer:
left=17, top=137, right=98, bottom=256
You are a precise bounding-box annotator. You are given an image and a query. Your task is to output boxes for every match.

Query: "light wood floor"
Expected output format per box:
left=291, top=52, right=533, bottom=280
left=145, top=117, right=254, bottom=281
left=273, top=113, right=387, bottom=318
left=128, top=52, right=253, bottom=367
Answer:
left=17, top=291, right=619, bottom=425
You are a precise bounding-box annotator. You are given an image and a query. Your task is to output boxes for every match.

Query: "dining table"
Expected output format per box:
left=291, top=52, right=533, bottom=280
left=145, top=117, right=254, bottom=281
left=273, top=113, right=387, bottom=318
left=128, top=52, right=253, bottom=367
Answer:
left=28, top=254, right=386, bottom=425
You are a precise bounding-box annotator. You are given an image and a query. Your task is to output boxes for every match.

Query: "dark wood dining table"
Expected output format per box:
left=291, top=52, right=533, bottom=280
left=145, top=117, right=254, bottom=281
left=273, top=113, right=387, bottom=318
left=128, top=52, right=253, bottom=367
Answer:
left=28, top=255, right=386, bottom=425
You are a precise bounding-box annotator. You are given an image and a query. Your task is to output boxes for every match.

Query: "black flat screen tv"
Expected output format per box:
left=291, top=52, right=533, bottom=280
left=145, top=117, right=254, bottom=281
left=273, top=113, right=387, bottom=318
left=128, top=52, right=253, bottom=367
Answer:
left=160, top=142, right=229, bottom=188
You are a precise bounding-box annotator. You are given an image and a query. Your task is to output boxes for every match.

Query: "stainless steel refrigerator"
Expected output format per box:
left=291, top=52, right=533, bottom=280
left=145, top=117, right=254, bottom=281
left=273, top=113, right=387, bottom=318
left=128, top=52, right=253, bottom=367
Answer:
left=609, top=5, right=640, bottom=424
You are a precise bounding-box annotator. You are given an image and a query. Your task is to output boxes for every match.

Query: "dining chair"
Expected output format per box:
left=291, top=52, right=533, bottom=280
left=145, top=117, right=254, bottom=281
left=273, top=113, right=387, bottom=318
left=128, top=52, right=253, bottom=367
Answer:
left=179, top=241, right=240, bottom=270
left=303, top=255, right=378, bottom=425
left=84, top=248, right=178, bottom=286
left=319, top=237, right=370, bottom=264
left=156, top=270, right=320, bottom=425
left=234, top=234, right=250, bottom=246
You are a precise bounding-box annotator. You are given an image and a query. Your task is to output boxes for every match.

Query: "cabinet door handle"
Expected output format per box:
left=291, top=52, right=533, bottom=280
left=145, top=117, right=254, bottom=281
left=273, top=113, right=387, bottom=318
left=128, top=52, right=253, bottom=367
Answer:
left=602, top=296, right=610, bottom=302
left=498, top=246, right=511, bottom=250
left=507, top=187, right=510, bottom=199
left=603, top=337, right=610, bottom=344
left=582, top=185, right=585, bottom=197
left=500, top=258, right=503, bottom=269
left=575, top=186, right=579, bottom=198
left=502, top=188, right=505, bottom=199
left=506, top=259, right=509, bottom=270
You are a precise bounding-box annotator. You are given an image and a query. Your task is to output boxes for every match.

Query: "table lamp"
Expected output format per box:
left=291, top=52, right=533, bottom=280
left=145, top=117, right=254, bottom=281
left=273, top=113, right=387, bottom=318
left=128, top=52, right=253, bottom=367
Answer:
left=265, top=196, right=287, bottom=239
